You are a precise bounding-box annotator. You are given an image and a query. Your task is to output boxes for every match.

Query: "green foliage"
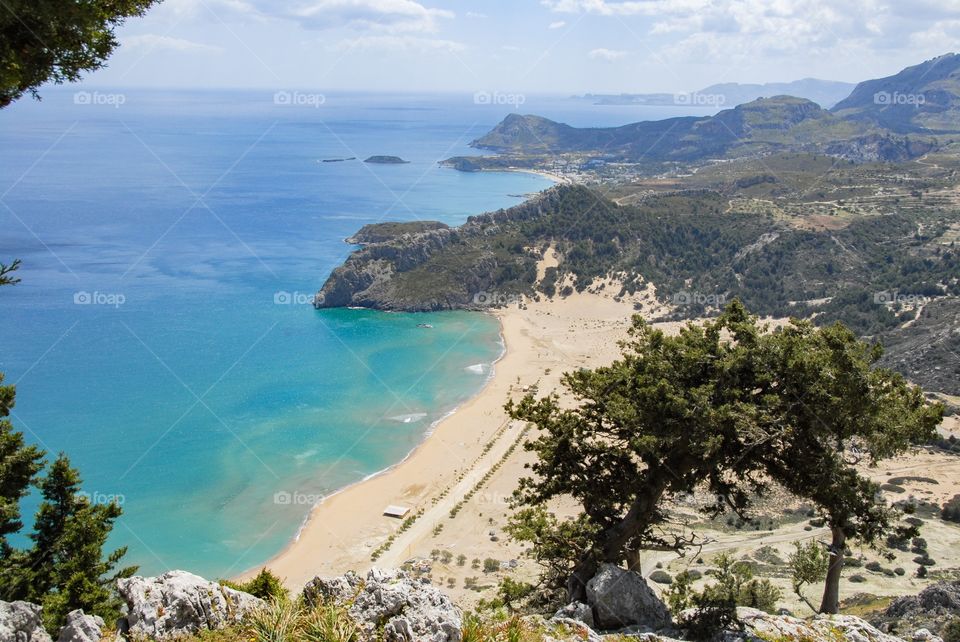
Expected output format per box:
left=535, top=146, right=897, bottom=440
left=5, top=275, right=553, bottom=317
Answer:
left=789, top=541, right=829, bottom=613
left=0, top=259, right=21, bottom=286
left=508, top=303, right=783, bottom=596
left=0, top=376, right=44, bottom=558
left=301, top=600, right=360, bottom=642
left=700, top=554, right=781, bottom=614
left=508, top=300, right=941, bottom=610
left=247, top=597, right=303, bottom=642
left=0, top=0, right=160, bottom=107
left=222, top=568, right=289, bottom=602
left=666, top=555, right=781, bottom=640
left=496, top=577, right=535, bottom=611
left=649, top=570, right=673, bottom=585
left=942, top=618, right=960, bottom=642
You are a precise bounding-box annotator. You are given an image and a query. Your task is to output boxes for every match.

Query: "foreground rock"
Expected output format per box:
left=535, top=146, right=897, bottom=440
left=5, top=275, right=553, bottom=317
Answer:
left=0, top=600, right=52, bottom=642
left=584, top=563, right=672, bottom=631
left=726, top=607, right=907, bottom=642
left=117, top=570, right=263, bottom=639
left=303, top=567, right=462, bottom=642
left=57, top=610, right=104, bottom=642
left=873, top=580, right=960, bottom=638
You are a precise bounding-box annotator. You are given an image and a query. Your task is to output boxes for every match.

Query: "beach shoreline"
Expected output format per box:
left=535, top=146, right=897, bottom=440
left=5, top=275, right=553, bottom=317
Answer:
left=235, top=287, right=644, bottom=590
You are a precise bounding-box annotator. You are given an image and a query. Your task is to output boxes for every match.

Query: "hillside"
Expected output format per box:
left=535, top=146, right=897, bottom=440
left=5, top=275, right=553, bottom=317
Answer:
left=465, top=97, right=931, bottom=164
left=458, top=57, right=960, bottom=169
left=833, top=53, right=960, bottom=134
left=317, top=158, right=960, bottom=395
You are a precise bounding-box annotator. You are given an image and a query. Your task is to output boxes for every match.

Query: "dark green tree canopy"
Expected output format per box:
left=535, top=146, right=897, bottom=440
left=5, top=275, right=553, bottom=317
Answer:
left=1, top=0, right=159, bottom=107
left=507, top=301, right=942, bottom=608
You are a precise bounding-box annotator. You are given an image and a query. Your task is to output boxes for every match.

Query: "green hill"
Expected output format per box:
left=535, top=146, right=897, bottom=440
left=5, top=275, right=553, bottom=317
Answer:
left=469, top=96, right=930, bottom=163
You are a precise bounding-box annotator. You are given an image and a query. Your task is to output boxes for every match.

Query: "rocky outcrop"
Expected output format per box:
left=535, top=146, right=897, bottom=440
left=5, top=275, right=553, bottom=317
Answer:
left=0, top=600, right=52, bottom=642
left=303, top=568, right=461, bottom=642
left=583, top=563, right=671, bottom=631
left=872, top=580, right=960, bottom=638
left=315, top=188, right=562, bottom=311
left=729, top=607, right=906, bottom=642
left=116, top=570, right=263, bottom=639
left=56, top=610, right=104, bottom=642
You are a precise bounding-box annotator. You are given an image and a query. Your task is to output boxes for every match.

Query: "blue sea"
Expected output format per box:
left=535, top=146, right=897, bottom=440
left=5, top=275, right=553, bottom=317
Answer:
left=0, top=89, right=713, bottom=578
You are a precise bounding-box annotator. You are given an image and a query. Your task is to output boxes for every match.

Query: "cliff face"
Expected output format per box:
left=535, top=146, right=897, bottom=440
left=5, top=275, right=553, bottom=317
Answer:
left=314, top=189, right=561, bottom=311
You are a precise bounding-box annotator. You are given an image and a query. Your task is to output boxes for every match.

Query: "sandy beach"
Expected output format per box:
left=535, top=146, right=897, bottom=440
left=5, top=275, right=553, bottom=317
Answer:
left=239, top=279, right=960, bottom=608
left=237, top=284, right=653, bottom=591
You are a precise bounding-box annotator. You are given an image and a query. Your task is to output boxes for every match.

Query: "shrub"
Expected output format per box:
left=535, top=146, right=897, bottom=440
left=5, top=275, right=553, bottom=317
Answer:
left=301, top=600, right=360, bottom=642
left=222, top=569, right=289, bottom=602
left=482, top=558, right=500, bottom=573
left=849, top=575, right=866, bottom=583
left=943, top=495, right=960, bottom=524
left=942, top=618, right=960, bottom=642
left=895, top=567, right=906, bottom=576
left=246, top=598, right=302, bottom=642
left=649, top=570, right=673, bottom=585
left=865, top=561, right=883, bottom=572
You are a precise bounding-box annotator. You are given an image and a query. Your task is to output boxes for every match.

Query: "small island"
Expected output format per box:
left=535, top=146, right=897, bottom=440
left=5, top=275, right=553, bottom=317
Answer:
left=364, top=155, right=410, bottom=164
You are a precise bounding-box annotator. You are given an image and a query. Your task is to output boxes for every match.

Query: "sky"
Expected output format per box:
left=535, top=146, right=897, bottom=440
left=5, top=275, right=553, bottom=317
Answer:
left=83, top=0, right=960, bottom=94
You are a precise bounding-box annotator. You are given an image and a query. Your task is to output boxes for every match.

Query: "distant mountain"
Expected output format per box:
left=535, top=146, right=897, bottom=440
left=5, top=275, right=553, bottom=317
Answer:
left=832, top=53, right=960, bottom=133
left=580, top=78, right=856, bottom=109
left=469, top=96, right=931, bottom=163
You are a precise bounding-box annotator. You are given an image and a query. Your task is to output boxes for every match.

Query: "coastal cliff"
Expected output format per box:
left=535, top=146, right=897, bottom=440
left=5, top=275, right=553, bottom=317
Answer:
left=315, top=188, right=565, bottom=311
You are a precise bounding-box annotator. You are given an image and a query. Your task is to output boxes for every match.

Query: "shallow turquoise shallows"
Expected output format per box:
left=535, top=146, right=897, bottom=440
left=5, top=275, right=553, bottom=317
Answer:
left=1, top=89, right=708, bottom=577
left=0, top=89, right=556, bottom=577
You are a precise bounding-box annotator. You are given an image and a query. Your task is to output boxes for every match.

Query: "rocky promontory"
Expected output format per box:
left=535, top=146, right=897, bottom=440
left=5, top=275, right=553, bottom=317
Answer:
left=314, top=187, right=565, bottom=311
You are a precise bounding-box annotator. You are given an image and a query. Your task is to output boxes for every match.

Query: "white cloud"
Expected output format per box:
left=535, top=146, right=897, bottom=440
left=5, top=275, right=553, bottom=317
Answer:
left=588, top=47, right=627, bottom=61
left=333, top=34, right=465, bottom=52
left=122, top=34, right=224, bottom=53
left=548, top=20, right=567, bottom=29
left=502, top=45, right=523, bottom=52
left=466, top=11, right=488, bottom=18
left=542, top=0, right=960, bottom=61
left=286, top=0, right=453, bottom=32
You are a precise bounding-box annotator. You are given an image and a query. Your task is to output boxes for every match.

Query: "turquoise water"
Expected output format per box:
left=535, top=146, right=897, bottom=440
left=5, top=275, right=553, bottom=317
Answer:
left=0, top=89, right=557, bottom=577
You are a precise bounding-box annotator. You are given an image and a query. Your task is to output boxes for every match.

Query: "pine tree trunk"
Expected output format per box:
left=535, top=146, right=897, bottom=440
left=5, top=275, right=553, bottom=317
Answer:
left=819, top=526, right=846, bottom=614
left=566, top=473, right=671, bottom=602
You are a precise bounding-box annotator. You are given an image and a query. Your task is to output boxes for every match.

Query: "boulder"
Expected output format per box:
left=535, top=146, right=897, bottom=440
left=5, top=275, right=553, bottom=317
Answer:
left=584, top=563, right=671, bottom=631
left=873, top=580, right=960, bottom=635
left=56, top=610, right=104, bottom=642
left=116, top=570, right=263, bottom=639
left=303, top=567, right=461, bottom=642
left=0, top=600, right=52, bottom=642
left=912, top=629, right=944, bottom=642
left=552, top=601, right=594, bottom=629
left=731, top=607, right=907, bottom=642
